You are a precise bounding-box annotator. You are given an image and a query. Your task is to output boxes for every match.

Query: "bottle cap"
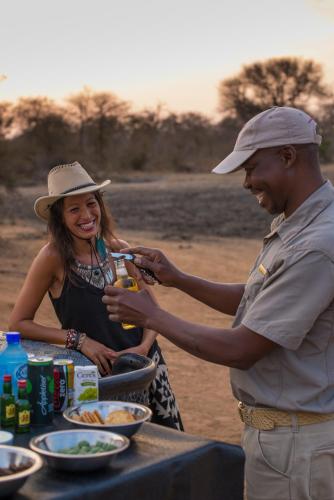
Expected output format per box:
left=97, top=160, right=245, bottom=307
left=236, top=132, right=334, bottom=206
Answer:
left=3, top=374, right=11, bottom=382
left=5, top=332, right=21, bottom=344
left=18, top=380, right=26, bottom=388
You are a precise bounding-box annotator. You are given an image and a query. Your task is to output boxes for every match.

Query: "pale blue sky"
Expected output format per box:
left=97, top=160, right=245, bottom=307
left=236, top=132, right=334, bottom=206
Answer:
left=1, top=0, right=333, bottom=117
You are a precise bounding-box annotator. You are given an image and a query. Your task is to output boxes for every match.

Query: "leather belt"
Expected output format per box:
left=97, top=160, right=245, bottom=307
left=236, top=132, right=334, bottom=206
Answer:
left=238, top=402, right=334, bottom=430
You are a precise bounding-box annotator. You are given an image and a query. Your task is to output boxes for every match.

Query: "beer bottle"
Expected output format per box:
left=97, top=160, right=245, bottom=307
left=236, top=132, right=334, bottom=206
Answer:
left=15, top=380, right=30, bottom=433
left=1, top=374, right=15, bottom=427
left=114, top=258, right=139, bottom=330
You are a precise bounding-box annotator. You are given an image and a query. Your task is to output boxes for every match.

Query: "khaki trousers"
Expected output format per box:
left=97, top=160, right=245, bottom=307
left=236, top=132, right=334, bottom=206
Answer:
left=242, top=419, right=334, bottom=500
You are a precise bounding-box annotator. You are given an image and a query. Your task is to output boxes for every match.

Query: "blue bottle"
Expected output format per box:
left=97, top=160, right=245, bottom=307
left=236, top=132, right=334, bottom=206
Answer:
left=0, top=332, right=28, bottom=397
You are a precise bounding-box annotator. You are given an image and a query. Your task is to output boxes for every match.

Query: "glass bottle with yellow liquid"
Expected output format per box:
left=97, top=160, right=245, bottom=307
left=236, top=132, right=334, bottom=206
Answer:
left=113, top=258, right=139, bottom=330
left=1, top=374, right=15, bottom=427
left=15, top=379, right=30, bottom=433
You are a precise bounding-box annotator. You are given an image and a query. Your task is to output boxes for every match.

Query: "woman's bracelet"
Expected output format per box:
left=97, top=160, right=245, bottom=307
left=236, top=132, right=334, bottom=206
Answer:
left=65, top=329, right=86, bottom=350
left=65, top=329, right=78, bottom=349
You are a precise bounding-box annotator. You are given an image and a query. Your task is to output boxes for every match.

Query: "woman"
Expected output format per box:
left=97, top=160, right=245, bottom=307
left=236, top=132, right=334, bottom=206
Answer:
left=9, top=161, right=183, bottom=430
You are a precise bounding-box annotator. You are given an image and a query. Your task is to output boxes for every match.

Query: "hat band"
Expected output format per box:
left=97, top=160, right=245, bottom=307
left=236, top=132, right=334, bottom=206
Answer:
left=61, top=182, right=97, bottom=195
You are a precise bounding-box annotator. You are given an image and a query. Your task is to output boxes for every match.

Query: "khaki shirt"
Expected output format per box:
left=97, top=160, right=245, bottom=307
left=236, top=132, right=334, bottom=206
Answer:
left=231, top=181, right=334, bottom=412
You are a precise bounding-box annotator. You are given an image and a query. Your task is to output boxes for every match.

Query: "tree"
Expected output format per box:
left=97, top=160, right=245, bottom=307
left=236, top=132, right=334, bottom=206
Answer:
left=0, top=101, right=13, bottom=138
left=11, top=96, right=72, bottom=178
left=12, top=96, right=61, bottom=131
left=124, top=109, right=161, bottom=171
left=218, top=57, right=329, bottom=122
left=66, top=87, right=129, bottom=147
left=318, top=100, right=334, bottom=162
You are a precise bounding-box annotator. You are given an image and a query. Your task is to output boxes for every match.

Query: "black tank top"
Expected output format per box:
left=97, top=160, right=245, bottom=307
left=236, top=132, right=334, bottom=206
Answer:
left=49, top=274, right=144, bottom=351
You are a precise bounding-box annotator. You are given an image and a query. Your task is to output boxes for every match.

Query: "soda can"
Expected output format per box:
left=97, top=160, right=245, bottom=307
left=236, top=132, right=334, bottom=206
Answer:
left=53, top=359, right=74, bottom=412
left=27, top=356, right=54, bottom=425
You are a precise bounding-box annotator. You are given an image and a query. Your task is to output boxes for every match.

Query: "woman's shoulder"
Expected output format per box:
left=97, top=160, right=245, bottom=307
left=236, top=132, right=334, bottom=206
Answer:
left=35, top=242, right=62, bottom=268
left=33, top=243, right=65, bottom=287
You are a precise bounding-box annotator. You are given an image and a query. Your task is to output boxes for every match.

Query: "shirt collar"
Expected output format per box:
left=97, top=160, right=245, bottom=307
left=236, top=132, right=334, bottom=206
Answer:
left=264, top=181, right=334, bottom=244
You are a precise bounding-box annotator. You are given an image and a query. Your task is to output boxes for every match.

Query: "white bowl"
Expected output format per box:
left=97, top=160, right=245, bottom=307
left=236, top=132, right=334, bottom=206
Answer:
left=0, top=445, right=43, bottom=497
left=0, top=431, right=14, bottom=445
left=30, top=429, right=129, bottom=471
left=63, top=400, right=152, bottom=437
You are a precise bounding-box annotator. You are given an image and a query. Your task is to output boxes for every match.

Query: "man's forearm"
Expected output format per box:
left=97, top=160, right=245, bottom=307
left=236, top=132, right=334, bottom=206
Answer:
left=173, top=271, right=245, bottom=316
left=145, top=306, right=276, bottom=369
left=146, top=308, right=244, bottom=368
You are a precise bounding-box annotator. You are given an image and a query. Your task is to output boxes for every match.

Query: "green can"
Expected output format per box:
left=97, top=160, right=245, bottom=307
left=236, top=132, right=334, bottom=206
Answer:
left=27, top=356, right=54, bottom=425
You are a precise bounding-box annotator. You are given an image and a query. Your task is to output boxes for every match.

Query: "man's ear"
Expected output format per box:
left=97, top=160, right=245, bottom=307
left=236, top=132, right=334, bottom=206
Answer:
left=279, top=145, right=297, bottom=168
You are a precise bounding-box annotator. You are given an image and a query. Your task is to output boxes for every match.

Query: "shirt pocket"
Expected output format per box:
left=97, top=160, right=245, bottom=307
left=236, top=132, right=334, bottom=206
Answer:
left=244, top=270, right=267, bottom=303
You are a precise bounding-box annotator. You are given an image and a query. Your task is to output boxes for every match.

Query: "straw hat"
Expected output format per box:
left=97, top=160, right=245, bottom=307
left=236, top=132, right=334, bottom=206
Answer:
left=34, top=162, right=111, bottom=221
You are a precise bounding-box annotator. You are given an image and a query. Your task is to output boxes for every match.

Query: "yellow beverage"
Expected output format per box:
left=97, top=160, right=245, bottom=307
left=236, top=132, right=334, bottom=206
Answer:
left=114, top=259, right=139, bottom=329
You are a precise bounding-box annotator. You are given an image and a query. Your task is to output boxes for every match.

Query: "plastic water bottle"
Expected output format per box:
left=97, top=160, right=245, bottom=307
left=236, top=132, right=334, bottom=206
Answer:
left=0, top=332, right=28, bottom=397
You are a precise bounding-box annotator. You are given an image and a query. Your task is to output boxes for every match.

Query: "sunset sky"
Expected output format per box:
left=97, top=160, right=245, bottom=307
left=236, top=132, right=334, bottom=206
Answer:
left=1, top=0, right=334, bottom=117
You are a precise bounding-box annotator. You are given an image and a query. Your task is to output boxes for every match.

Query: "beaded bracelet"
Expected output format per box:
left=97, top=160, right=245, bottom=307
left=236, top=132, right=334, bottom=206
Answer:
left=65, top=329, right=78, bottom=349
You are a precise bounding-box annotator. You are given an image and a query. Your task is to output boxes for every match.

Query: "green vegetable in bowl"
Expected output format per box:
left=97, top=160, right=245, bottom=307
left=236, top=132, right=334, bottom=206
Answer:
left=57, top=440, right=117, bottom=455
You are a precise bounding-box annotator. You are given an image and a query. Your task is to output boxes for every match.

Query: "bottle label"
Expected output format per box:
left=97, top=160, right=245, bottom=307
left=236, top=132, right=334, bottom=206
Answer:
left=18, top=409, right=30, bottom=426
left=16, top=364, right=27, bottom=380
left=6, top=404, right=15, bottom=419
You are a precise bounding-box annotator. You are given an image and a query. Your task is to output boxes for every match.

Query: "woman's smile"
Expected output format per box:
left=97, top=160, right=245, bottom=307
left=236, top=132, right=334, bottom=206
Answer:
left=77, top=219, right=97, bottom=233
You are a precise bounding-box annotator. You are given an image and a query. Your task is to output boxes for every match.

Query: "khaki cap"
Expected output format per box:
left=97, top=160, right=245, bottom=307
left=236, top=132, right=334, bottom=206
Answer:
left=212, top=106, right=322, bottom=174
left=34, top=161, right=111, bottom=221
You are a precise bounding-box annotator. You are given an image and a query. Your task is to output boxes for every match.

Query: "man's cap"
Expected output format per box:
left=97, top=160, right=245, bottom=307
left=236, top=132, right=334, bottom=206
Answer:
left=34, top=161, right=111, bottom=221
left=212, top=106, right=322, bottom=174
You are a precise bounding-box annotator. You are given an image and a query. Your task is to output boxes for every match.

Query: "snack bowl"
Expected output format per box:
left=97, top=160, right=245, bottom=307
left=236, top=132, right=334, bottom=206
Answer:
left=0, top=445, right=43, bottom=497
left=29, top=429, right=129, bottom=472
left=63, top=400, right=152, bottom=437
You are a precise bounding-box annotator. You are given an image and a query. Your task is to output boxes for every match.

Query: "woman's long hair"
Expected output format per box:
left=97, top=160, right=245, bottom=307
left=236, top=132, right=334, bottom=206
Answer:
left=48, top=191, right=117, bottom=281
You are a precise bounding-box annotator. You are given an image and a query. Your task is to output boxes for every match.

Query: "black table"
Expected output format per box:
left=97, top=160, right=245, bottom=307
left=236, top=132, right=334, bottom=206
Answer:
left=13, top=418, right=244, bottom=500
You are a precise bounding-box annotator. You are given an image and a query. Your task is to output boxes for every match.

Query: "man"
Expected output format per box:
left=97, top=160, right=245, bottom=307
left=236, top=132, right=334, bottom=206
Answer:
left=103, top=107, right=334, bottom=499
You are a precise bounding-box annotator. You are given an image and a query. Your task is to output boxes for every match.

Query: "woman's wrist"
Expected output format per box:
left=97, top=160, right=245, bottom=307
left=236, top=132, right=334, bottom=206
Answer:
left=139, top=337, right=156, bottom=355
left=77, top=333, right=87, bottom=352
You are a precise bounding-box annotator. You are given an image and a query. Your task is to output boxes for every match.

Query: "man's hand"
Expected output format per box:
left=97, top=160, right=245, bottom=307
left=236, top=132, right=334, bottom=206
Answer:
left=80, top=336, right=117, bottom=376
left=120, top=246, right=182, bottom=287
left=102, top=286, right=159, bottom=328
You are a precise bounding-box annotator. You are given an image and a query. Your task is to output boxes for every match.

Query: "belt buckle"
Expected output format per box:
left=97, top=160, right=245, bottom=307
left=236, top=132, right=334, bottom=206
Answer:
left=238, top=402, right=253, bottom=426
left=238, top=402, right=275, bottom=430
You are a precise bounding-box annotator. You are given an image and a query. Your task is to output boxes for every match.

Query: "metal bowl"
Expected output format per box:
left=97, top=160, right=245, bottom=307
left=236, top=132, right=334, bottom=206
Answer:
left=29, top=429, right=129, bottom=472
left=63, top=400, right=152, bottom=437
left=0, top=445, right=43, bottom=498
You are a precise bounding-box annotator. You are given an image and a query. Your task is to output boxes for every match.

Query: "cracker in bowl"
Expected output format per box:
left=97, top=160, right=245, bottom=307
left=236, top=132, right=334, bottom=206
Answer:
left=105, top=410, right=136, bottom=424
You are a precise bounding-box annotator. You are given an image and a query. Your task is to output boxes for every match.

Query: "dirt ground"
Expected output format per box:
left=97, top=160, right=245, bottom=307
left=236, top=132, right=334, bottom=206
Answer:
left=0, top=167, right=333, bottom=444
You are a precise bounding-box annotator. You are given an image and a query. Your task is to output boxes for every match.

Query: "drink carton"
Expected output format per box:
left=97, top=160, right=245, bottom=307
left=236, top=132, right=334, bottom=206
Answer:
left=73, top=366, right=99, bottom=405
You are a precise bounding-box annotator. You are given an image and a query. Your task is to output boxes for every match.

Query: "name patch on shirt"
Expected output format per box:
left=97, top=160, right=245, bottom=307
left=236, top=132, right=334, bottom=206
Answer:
left=258, top=263, right=268, bottom=276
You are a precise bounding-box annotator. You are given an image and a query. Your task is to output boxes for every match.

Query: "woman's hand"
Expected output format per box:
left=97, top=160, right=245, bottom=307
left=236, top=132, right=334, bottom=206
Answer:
left=80, top=336, right=117, bottom=376
left=113, top=343, right=151, bottom=358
